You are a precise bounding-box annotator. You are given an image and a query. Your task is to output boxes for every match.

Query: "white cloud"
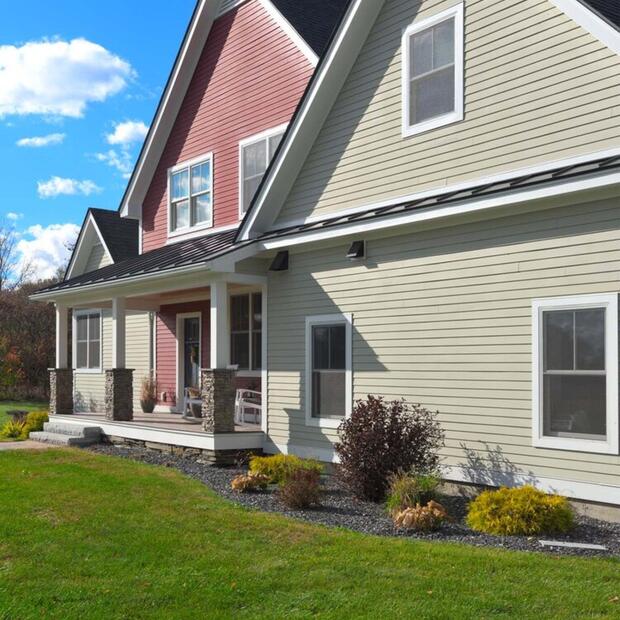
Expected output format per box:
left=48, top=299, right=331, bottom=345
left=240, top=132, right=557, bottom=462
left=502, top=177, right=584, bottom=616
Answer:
left=0, top=38, right=134, bottom=118
left=106, top=120, right=148, bottom=146
left=95, top=149, right=133, bottom=179
left=37, top=176, right=102, bottom=199
left=16, top=223, right=80, bottom=280
left=16, top=132, right=65, bottom=147
left=6, top=212, right=23, bottom=221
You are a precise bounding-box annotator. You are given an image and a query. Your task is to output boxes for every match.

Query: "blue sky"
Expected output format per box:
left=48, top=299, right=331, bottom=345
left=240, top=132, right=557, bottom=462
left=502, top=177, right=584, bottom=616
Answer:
left=1, top=0, right=196, bottom=278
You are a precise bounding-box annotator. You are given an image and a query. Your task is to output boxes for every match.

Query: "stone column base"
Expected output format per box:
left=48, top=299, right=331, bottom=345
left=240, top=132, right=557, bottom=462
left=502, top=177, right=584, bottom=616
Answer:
left=201, top=369, right=236, bottom=434
left=49, top=369, right=73, bottom=415
left=105, top=369, right=134, bottom=421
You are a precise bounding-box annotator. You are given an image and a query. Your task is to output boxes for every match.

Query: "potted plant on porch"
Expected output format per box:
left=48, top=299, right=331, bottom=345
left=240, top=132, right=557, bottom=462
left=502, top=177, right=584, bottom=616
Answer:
left=140, top=375, right=158, bottom=414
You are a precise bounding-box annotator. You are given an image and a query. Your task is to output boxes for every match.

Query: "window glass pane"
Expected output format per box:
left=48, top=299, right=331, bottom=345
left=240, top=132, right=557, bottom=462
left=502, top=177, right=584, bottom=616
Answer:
left=312, top=326, right=330, bottom=370
left=252, top=332, right=262, bottom=370
left=244, top=141, right=267, bottom=179
left=230, top=295, right=249, bottom=331
left=433, top=19, right=455, bottom=67
left=88, top=314, right=100, bottom=341
left=76, top=315, right=88, bottom=340
left=243, top=177, right=263, bottom=213
left=173, top=200, right=190, bottom=230
left=88, top=341, right=100, bottom=369
left=76, top=341, right=87, bottom=368
left=171, top=170, right=189, bottom=200
left=231, top=333, right=249, bottom=370
left=191, top=162, right=211, bottom=195
left=410, top=28, right=433, bottom=77
left=329, top=325, right=346, bottom=369
left=268, top=133, right=283, bottom=158
left=252, top=293, right=262, bottom=331
left=312, top=370, right=345, bottom=419
left=543, top=375, right=606, bottom=439
left=575, top=309, right=605, bottom=371
left=192, top=194, right=211, bottom=225
left=544, top=311, right=574, bottom=371
left=410, top=65, right=455, bottom=125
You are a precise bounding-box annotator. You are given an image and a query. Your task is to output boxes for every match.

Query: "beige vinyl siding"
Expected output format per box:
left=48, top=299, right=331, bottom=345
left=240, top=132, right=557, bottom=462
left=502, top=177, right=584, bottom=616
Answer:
left=83, top=243, right=111, bottom=273
left=266, top=195, right=620, bottom=486
left=274, top=0, right=620, bottom=226
left=74, top=311, right=151, bottom=413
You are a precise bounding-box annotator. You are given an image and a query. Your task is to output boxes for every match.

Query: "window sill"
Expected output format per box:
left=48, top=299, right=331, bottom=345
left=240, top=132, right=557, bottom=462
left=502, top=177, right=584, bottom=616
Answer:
left=305, top=416, right=343, bottom=430
left=74, top=368, right=103, bottom=375
left=402, top=110, right=463, bottom=138
left=533, top=435, right=619, bottom=455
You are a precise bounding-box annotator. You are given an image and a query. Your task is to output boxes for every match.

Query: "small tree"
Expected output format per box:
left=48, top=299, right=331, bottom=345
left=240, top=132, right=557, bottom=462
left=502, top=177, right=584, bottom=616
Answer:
left=335, top=395, right=445, bottom=502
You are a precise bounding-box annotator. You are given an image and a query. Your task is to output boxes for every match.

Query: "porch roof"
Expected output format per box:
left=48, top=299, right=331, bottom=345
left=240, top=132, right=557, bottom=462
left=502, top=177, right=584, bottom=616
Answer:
left=36, top=229, right=244, bottom=296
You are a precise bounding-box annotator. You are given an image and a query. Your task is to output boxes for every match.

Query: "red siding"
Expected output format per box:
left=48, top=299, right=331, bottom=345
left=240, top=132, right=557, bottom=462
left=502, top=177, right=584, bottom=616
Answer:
left=142, top=0, right=315, bottom=251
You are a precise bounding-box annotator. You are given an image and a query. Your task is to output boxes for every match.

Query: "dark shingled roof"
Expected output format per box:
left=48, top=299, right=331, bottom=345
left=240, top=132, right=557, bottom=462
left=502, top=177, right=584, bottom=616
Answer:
left=272, top=0, right=352, bottom=56
left=89, top=208, right=139, bottom=263
left=582, top=0, right=620, bottom=29
left=41, top=229, right=240, bottom=294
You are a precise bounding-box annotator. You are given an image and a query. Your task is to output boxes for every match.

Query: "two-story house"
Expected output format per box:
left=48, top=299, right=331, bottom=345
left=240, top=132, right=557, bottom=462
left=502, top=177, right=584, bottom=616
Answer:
left=35, top=0, right=620, bottom=509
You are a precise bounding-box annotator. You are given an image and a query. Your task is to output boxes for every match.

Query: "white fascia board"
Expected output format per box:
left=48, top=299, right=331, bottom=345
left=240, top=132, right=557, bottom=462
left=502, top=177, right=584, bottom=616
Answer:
left=259, top=170, right=620, bottom=251
left=239, top=0, right=387, bottom=240
left=65, top=213, right=114, bottom=281
left=260, top=0, right=318, bottom=66
left=550, top=0, right=620, bottom=55
left=120, top=0, right=219, bottom=219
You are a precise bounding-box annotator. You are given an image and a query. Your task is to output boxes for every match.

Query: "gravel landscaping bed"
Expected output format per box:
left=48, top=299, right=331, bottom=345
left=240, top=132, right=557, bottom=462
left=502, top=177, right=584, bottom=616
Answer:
left=90, top=444, right=620, bottom=558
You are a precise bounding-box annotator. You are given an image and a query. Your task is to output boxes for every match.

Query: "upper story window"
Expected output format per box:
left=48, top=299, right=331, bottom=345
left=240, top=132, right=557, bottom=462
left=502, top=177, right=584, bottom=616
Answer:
left=402, top=4, right=464, bottom=137
left=239, top=125, right=286, bottom=217
left=169, top=154, right=213, bottom=236
left=74, top=310, right=101, bottom=372
left=532, top=294, right=618, bottom=455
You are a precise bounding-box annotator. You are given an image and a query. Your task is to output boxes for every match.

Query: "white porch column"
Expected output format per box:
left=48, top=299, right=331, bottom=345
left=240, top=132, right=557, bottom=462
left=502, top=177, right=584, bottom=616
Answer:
left=210, top=280, right=229, bottom=369
left=55, top=304, right=69, bottom=369
left=111, top=297, right=127, bottom=369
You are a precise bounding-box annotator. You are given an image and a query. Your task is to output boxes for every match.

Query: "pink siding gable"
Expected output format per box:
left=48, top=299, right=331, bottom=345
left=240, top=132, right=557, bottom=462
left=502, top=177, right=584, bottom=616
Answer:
left=142, top=0, right=315, bottom=252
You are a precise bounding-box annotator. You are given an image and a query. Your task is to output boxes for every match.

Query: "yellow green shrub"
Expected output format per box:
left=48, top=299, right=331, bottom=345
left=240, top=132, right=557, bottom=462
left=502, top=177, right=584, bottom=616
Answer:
left=0, top=420, right=27, bottom=440
left=22, top=411, right=49, bottom=437
left=249, top=454, right=323, bottom=484
left=467, top=485, right=574, bottom=536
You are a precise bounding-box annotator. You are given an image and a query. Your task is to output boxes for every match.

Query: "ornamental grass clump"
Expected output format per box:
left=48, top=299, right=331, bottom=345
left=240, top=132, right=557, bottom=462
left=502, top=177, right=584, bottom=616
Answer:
left=467, top=485, right=574, bottom=536
left=249, top=454, right=323, bottom=485
left=385, top=472, right=441, bottom=517
left=393, top=500, right=450, bottom=532
left=335, top=396, right=444, bottom=502
left=231, top=473, right=270, bottom=493
left=277, top=469, right=322, bottom=510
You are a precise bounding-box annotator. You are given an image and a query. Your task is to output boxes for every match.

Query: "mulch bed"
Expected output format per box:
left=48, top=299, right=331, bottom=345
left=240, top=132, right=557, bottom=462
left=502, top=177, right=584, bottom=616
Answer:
left=89, top=444, right=620, bottom=558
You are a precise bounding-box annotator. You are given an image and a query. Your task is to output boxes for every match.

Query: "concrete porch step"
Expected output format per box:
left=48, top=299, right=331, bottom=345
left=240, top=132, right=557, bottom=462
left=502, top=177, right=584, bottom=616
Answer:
left=43, top=422, right=102, bottom=438
left=28, top=431, right=101, bottom=447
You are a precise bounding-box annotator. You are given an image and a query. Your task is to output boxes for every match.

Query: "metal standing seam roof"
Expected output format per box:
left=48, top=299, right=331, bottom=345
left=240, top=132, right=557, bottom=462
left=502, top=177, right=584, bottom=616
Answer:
left=36, top=155, right=620, bottom=297
left=89, top=208, right=139, bottom=263
left=581, top=0, right=620, bottom=29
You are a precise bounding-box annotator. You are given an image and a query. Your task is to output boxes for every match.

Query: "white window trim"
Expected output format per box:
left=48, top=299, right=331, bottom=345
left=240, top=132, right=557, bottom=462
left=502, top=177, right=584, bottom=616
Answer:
left=305, top=313, right=353, bottom=429
left=532, top=294, right=619, bottom=455
left=72, top=309, right=103, bottom=374
left=229, top=290, right=263, bottom=373
left=176, top=312, right=202, bottom=411
left=238, top=124, right=288, bottom=220
left=167, top=152, right=214, bottom=240
left=401, top=3, right=464, bottom=138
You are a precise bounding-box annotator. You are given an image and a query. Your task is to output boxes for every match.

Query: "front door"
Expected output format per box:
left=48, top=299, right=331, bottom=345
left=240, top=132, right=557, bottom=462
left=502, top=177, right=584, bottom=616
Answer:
left=183, top=317, right=201, bottom=390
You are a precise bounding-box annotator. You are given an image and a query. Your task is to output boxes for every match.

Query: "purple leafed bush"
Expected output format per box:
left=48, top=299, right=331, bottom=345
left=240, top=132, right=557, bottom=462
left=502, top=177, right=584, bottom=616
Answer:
left=335, top=395, right=444, bottom=502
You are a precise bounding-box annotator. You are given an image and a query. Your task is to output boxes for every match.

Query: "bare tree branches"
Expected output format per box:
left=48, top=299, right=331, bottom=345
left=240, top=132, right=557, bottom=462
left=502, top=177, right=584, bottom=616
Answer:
left=0, top=224, right=32, bottom=291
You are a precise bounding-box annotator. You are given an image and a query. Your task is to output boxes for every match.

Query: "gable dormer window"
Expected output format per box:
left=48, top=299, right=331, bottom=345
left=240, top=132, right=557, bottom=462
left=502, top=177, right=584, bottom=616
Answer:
left=402, top=4, right=464, bottom=137
left=168, top=153, right=213, bottom=236
left=239, top=124, right=286, bottom=218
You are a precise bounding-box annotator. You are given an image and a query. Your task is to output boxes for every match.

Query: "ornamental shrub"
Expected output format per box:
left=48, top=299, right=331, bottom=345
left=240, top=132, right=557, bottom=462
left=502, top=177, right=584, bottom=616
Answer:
left=231, top=473, right=270, bottom=493
left=385, top=472, right=440, bottom=517
left=22, top=411, right=49, bottom=437
left=335, top=396, right=444, bottom=502
left=467, top=485, right=574, bottom=536
left=0, top=419, right=27, bottom=440
left=393, top=500, right=449, bottom=532
left=278, top=469, right=322, bottom=509
left=249, top=454, right=323, bottom=484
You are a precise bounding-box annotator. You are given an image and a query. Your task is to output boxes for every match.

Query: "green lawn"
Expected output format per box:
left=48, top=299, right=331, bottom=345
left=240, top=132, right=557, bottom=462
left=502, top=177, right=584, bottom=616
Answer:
left=0, top=450, right=618, bottom=619
left=0, top=401, right=47, bottom=427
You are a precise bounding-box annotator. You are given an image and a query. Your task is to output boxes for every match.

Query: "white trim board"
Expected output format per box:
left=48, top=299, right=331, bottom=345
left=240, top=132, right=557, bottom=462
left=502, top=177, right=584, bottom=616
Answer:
left=66, top=213, right=115, bottom=281
left=550, top=0, right=620, bottom=55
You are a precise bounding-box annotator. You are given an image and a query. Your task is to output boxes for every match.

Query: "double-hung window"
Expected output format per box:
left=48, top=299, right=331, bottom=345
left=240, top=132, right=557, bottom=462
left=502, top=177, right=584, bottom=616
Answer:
left=533, top=295, right=618, bottom=455
left=402, top=4, right=464, bottom=137
left=230, top=293, right=262, bottom=371
left=239, top=126, right=286, bottom=216
left=169, top=154, right=213, bottom=235
left=305, top=314, right=352, bottom=428
left=74, top=310, right=101, bottom=372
